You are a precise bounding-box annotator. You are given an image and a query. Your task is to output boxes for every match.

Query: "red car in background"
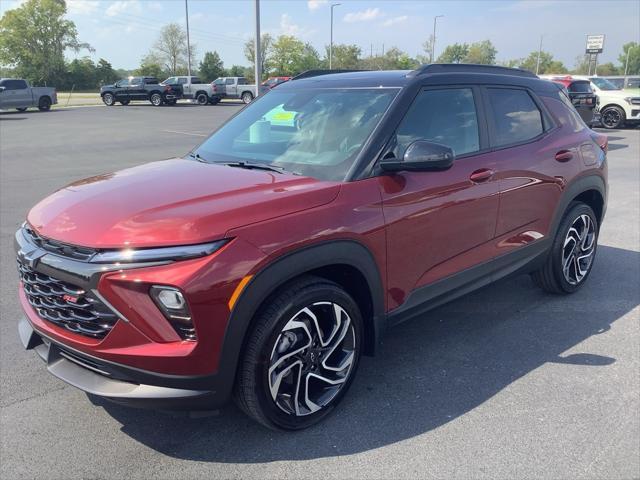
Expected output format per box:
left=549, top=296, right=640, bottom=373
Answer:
left=261, top=76, right=291, bottom=89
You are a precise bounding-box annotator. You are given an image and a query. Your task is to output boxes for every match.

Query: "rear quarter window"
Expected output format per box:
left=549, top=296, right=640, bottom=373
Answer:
left=486, top=88, right=544, bottom=147
left=568, top=82, right=592, bottom=93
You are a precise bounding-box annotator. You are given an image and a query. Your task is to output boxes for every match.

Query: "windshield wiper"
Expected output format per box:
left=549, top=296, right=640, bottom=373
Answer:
left=188, top=152, right=208, bottom=163
left=221, top=161, right=287, bottom=174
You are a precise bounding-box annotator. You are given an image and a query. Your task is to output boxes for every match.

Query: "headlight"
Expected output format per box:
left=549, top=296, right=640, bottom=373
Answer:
left=623, top=97, right=633, bottom=104
left=91, top=240, right=228, bottom=264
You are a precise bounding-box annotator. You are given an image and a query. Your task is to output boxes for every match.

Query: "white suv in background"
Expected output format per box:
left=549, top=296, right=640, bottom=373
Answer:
left=577, top=76, right=640, bottom=129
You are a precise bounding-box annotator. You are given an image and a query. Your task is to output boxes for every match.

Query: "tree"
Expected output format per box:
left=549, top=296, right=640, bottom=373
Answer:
left=0, top=0, right=92, bottom=85
left=417, top=35, right=434, bottom=64
left=619, top=42, right=640, bottom=75
left=244, top=33, right=273, bottom=79
left=268, top=35, right=305, bottom=76
left=596, top=62, right=620, bottom=76
left=572, top=55, right=591, bottom=74
left=464, top=40, right=497, bottom=65
left=65, top=56, right=96, bottom=90
left=437, top=43, right=469, bottom=64
left=519, top=51, right=567, bottom=74
left=199, top=51, right=224, bottom=81
left=225, top=65, right=246, bottom=77
left=324, top=44, right=361, bottom=69
left=134, top=52, right=166, bottom=79
left=152, top=23, right=192, bottom=75
left=298, top=43, right=322, bottom=72
left=96, top=58, right=118, bottom=86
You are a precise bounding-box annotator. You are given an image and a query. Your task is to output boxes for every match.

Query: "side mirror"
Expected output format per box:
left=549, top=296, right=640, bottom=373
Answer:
left=380, top=140, right=455, bottom=172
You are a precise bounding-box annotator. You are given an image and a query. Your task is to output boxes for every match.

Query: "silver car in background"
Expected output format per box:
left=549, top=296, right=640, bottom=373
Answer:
left=0, top=78, right=57, bottom=112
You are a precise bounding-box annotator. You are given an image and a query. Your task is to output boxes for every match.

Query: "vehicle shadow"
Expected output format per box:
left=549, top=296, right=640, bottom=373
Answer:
left=94, top=244, right=638, bottom=462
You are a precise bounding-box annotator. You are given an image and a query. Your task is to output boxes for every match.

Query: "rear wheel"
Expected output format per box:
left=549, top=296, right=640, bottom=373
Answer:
left=102, top=93, right=115, bottom=106
left=16, top=107, right=27, bottom=112
left=600, top=106, right=625, bottom=129
left=235, top=276, right=362, bottom=430
left=150, top=93, right=163, bottom=106
left=196, top=93, right=208, bottom=105
left=532, top=202, right=598, bottom=294
left=37, top=96, right=52, bottom=111
left=241, top=91, right=254, bottom=104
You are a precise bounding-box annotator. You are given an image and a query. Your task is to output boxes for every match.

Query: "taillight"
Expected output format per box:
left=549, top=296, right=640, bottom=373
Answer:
left=591, top=132, right=608, bottom=152
left=211, top=83, right=217, bottom=93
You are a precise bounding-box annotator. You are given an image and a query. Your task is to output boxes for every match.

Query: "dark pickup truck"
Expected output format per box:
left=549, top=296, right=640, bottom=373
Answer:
left=100, top=76, right=180, bottom=106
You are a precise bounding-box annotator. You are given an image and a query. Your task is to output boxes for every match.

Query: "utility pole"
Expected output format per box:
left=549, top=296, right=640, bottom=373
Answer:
left=185, top=0, right=192, bottom=78
left=382, top=43, right=385, bottom=56
left=370, top=43, right=373, bottom=58
left=624, top=45, right=632, bottom=76
left=254, top=0, right=261, bottom=95
left=431, top=15, right=444, bottom=63
left=330, top=3, right=341, bottom=69
left=535, top=35, right=543, bottom=75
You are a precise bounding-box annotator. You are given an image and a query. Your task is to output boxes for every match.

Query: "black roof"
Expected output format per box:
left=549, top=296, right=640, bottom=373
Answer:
left=281, top=64, right=558, bottom=94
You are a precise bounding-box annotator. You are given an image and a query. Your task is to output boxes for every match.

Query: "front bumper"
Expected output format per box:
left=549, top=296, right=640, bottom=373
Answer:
left=19, top=317, right=226, bottom=410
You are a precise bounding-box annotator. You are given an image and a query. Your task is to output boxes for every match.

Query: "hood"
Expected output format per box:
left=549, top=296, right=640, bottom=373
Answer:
left=27, top=159, right=340, bottom=248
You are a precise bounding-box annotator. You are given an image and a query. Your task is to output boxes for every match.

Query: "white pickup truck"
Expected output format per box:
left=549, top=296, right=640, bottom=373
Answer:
left=0, top=78, right=57, bottom=112
left=211, top=77, right=266, bottom=104
left=161, top=76, right=222, bottom=105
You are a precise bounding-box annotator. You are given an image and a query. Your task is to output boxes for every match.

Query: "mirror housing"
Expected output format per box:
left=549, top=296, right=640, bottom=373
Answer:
left=380, top=140, right=455, bottom=172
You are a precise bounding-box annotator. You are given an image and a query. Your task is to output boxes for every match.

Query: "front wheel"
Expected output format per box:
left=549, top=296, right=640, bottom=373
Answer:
left=241, top=91, right=254, bottom=104
left=235, top=276, right=362, bottom=430
left=600, top=106, right=625, bottom=129
left=102, top=93, right=116, bottom=106
left=37, top=97, right=52, bottom=111
left=150, top=93, right=163, bottom=106
left=532, top=202, right=598, bottom=294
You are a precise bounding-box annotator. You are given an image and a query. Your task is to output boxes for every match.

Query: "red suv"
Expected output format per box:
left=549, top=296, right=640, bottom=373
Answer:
left=16, top=65, right=608, bottom=430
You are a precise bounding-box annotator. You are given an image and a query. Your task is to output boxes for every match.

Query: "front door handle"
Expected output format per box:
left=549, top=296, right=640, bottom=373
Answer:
left=470, top=168, right=494, bottom=183
left=555, top=150, right=574, bottom=162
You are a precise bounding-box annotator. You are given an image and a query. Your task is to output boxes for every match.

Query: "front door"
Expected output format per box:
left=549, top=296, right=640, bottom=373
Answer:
left=380, top=86, right=500, bottom=310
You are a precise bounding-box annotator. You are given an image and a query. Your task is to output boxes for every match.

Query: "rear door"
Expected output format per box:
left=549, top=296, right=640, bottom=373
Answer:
left=380, top=86, right=500, bottom=309
left=485, top=86, right=565, bottom=255
left=11, top=80, right=32, bottom=107
left=225, top=78, right=237, bottom=96
left=128, top=77, right=145, bottom=100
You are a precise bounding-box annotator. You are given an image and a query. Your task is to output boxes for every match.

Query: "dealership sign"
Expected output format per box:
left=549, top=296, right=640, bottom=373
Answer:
left=585, top=35, right=605, bottom=54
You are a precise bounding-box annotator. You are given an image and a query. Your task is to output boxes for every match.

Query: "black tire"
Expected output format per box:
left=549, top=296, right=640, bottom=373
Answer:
left=165, top=99, right=177, bottom=106
left=235, top=275, right=363, bottom=430
left=209, top=97, right=221, bottom=105
left=532, top=202, right=598, bottom=294
left=196, top=92, right=208, bottom=105
left=150, top=92, right=163, bottom=106
left=119, top=100, right=130, bottom=106
left=241, top=91, right=254, bottom=104
left=102, top=93, right=116, bottom=106
left=600, top=105, right=625, bottom=129
left=37, top=96, right=51, bottom=111
left=16, top=107, right=27, bottom=112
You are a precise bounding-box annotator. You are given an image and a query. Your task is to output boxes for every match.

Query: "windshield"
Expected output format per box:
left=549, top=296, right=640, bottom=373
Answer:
left=590, top=77, right=620, bottom=91
left=193, top=88, right=398, bottom=181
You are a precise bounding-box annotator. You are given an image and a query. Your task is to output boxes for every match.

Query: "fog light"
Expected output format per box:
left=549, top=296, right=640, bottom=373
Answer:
left=157, top=289, right=186, bottom=309
left=150, top=286, right=196, bottom=341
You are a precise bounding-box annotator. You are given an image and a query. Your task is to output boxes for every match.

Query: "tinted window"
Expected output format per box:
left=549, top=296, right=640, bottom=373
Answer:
left=568, top=81, right=592, bottom=93
left=130, top=77, right=142, bottom=85
left=144, top=78, right=159, bottom=84
left=395, top=88, right=479, bottom=157
left=115, top=79, right=129, bottom=87
left=2, top=79, right=27, bottom=90
left=238, top=78, right=248, bottom=85
left=225, top=78, right=235, bottom=85
left=191, top=77, right=202, bottom=83
left=487, top=88, right=543, bottom=146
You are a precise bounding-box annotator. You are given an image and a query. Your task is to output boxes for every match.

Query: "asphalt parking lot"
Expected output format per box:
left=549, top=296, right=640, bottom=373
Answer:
left=0, top=105, right=638, bottom=479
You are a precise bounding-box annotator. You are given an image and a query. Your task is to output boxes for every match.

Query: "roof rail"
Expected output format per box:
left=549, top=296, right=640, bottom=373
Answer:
left=291, top=69, right=368, bottom=80
left=407, top=63, right=537, bottom=79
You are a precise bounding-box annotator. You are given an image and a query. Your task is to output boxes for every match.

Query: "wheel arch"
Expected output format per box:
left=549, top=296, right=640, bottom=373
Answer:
left=215, top=240, right=386, bottom=400
left=550, top=175, right=606, bottom=237
left=195, top=90, right=208, bottom=98
left=38, top=95, right=51, bottom=104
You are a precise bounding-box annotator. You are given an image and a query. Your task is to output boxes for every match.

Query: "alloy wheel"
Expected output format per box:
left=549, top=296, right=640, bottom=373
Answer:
left=561, top=213, right=596, bottom=285
left=601, top=108, right=621, bottom=129
left=268, top=301, right=356, bottom=417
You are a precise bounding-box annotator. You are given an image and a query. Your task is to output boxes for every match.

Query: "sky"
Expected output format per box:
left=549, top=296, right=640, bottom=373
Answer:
left=1, top=0, right=639, bottom=71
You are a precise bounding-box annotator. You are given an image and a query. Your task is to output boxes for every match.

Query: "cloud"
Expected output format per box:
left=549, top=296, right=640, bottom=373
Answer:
left=66, top=0, right=99, bottom=15
left=279, top=13, right=315, bottom=38
left=343, top=8, right=383, bottom=23
left=308, top=0, right=328, bottom=10
left=106, top=0, right=141, bottom=17
left=381, top=15, right=408, bottom=27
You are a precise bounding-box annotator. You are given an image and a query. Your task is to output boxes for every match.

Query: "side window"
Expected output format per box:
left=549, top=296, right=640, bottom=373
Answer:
left=178, top=77, right=188, bottom=85
left=14, top=80, right=28, bottom=89
left=130, top=77, right=142, bottom=86
left=487, top=88, right=544, bottom=147
left=225, top=78, right=235, bottom=85
left=395, top=88, right=479, bottom=158
left=238, top=78, right=248, bottom=85
left=191, top=77, right=202, bottom=84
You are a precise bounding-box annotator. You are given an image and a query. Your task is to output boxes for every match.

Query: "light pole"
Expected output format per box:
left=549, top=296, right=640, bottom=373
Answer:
left=624, top=45, right=633, bottom=77
left=254, top=0, right=261, bottom=95
left=431, top=15, right=444, bottom=63
left=330, top=3, right=341, bottom=69
left=185, top=0, right=192, bottom=78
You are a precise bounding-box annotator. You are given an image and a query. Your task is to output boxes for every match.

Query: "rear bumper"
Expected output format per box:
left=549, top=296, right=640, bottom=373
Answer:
left=19, top=317, right=228, bottom=410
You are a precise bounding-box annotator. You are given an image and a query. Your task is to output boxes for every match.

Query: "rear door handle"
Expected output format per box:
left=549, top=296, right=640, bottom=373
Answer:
left=555, top=150, right=574, bottom=162
left=470, top=168, right=494, bottom=183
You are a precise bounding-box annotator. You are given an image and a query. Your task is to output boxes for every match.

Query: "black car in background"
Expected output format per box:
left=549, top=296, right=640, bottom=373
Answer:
left=100, top=76, right=180, bottom=107
left=550, top=77, right=599, bottom=126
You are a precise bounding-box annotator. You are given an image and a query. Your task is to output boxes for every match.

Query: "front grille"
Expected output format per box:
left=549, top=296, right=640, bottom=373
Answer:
left=18, top=260, right=118, bottom=339
left=23, top=225, right=96, bottom=262
left=630, top=98, right=640, bottom=105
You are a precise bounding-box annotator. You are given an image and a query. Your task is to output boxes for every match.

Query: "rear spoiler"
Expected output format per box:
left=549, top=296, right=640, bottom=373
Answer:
left=291, top=69, right=369, bottom=80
